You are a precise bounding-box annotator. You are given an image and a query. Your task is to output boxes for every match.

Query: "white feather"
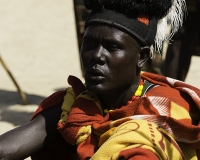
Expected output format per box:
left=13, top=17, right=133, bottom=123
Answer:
left=153, top=0, right=187, bottom=54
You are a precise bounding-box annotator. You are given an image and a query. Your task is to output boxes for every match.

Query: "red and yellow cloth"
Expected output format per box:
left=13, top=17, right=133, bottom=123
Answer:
left=32, top=72, right=200, bottom=160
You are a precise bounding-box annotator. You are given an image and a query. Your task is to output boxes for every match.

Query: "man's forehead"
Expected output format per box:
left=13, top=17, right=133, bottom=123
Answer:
left=83, top=24, right=139, bottom=46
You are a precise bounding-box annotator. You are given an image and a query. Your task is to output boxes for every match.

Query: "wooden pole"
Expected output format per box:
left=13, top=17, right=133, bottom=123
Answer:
left=0, top=54, right=28, bottom=104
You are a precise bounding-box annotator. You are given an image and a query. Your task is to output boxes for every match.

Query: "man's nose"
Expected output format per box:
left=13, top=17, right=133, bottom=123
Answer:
left=92, top=45, right=106, bottom=64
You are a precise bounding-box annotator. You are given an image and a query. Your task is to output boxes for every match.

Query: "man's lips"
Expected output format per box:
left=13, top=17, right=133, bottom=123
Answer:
left=85, top=68, right=105, bottom=81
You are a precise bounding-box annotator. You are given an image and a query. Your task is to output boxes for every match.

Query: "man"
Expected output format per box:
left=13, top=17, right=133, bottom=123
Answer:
left=1, top=0, right=200, bottom=160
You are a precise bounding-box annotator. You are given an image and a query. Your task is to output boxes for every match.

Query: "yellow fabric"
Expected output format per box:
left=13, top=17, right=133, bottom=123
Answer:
left=57, top=73, right=200, bottom=159
left=98, top=127, right=116, bottom=147
left=91, top=120, right=185, bottom=160
left=77, top=90, right=103, bottom=114
left=76, top=125, right=92, bottom=145
left=170, top=101, right=191, bottom=120
left=178, top=143, right=198, bottom=160
left=59, top=87, right=75, bottom=123
left=59, top=87, right=198, bottom=159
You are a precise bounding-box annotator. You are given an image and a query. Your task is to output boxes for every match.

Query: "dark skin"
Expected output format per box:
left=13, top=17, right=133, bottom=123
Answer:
left=0, top=24, right=150, bottom=160
left=81, top=24, right=150, bottom=110
left=0, top=104, right=63, bottom=160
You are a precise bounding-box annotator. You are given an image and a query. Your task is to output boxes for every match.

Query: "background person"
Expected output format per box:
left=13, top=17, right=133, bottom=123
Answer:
left=162, top=0, right=200, bottom=81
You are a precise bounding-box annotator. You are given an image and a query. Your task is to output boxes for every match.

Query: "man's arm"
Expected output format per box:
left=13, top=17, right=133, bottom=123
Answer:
left=0, top=104, right=62, bottom=160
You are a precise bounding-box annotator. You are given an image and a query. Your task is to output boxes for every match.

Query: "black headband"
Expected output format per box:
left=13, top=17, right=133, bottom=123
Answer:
left=85, top=9, right=158, bottom=47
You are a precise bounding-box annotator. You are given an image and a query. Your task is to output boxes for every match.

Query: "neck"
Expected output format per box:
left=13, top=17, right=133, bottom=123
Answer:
left=99, top=76, right=141, bottom=110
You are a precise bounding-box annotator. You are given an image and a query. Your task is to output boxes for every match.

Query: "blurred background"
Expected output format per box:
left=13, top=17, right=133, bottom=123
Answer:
left=0, top=0, right=83, bottom=132
left=0, top=1, right=200, bottom=159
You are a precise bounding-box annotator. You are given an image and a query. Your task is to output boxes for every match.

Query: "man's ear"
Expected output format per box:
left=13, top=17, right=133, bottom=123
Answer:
left=137, top=46, right=151, bottom=68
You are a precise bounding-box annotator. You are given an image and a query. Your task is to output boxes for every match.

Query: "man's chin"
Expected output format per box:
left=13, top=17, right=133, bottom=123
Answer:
left=86, top=83, right=106, bottom=94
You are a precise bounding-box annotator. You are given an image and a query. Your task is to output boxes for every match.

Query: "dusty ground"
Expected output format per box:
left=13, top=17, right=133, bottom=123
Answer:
left=0, top=1, right=200, bottom=159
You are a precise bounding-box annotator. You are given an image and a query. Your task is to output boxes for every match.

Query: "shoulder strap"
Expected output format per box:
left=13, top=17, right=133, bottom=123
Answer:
left=142, top=80, right=158, bottom=96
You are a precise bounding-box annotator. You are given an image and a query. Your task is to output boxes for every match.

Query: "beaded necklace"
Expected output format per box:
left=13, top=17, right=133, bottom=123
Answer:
left=104, top=79, right=144, bottom=114
left=127, top=78, right=144, bottom=104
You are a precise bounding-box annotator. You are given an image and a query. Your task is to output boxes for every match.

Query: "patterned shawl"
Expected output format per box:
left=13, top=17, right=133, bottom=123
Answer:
left=32, top=72, right=200, bottom=160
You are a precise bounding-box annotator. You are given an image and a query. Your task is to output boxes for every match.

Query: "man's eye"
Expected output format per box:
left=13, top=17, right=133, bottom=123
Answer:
left=83, top=40, right=96, bottom=46
left=82, top=40, right=98, bottom=51
left=107, top=44, right=119, bottom=51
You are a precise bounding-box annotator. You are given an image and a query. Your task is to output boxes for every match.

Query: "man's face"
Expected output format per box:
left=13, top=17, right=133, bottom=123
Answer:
left=81, top=24, right=141, bottom=94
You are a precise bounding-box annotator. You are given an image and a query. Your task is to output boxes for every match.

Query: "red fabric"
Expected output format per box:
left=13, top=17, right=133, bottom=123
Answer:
left=31, top=90, right=66, bottom=120
left=30, top=72, right=200, bottom=159
left=59, top=73, right=200, bottom=159
left=118, top=147, right=159, bottom=160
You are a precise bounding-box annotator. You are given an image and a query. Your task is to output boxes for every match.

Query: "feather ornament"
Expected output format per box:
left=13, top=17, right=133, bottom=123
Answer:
left=154, top=0, right=187, bottom=53
left=84, top=0, right=187, bottom=53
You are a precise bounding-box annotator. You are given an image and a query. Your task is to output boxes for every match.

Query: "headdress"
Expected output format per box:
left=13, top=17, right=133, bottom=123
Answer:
left=83, top=0, right=187, bottom=54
